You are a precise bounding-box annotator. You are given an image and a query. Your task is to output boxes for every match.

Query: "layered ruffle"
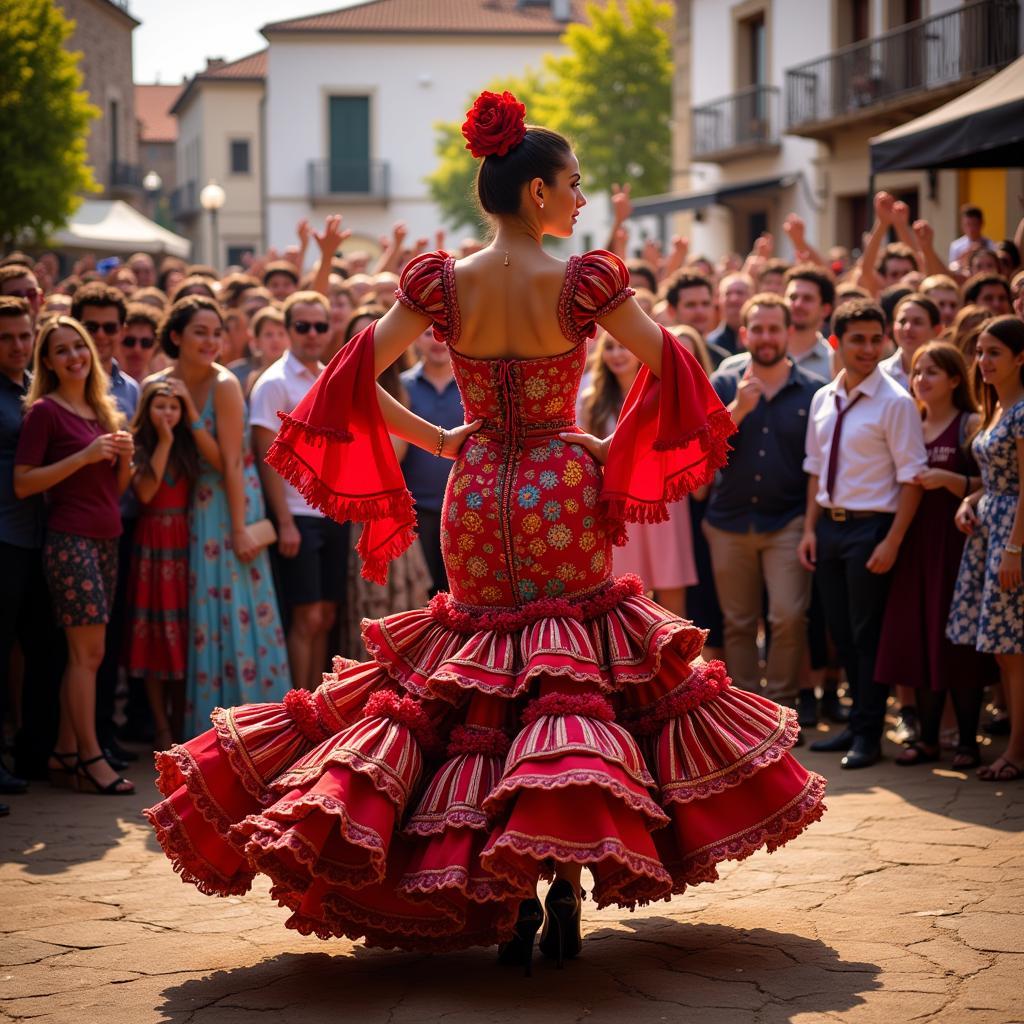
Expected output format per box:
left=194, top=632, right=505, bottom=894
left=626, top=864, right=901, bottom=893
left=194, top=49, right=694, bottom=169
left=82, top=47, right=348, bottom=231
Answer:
left=145, top=576, right=826, bottom=950
left=363, top=574, right=707, bottom=703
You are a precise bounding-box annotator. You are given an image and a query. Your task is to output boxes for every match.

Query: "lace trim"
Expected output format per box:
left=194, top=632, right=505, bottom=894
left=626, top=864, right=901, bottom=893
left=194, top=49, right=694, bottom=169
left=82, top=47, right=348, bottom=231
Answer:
left=557, top=253, right=583, bottom=345
left=398, top=865, right=526, bottom=904
left=591, top=287, right=635, bottom=322
left=428, top=574, right=644, bottom=633
left=209, top=707, right=283, bottom=806
left=660, top=708, right=802, bottom=805
left=403, top=805, right=490, bottom=836
left=672, top=772, right=828, bottom=887
left=274, top=747, right=413, bottom=813
left=152, top=742, right=247, bottom=838
left=143, top=800, right=254, bottom=897
left=521, top=692, right=615, bottom=725
left=482, top=830, right=673, bottom=909
left=442, top=256, right=462, bottom=346
left=238, top=796, right=388, bottom=890
left=484, top=769, right=669, bottom=827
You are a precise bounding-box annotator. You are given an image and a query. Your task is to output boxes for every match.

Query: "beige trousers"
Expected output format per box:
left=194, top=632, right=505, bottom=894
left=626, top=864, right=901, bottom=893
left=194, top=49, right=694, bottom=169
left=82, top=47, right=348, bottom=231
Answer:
left=702, top=516, right=811, bottom=703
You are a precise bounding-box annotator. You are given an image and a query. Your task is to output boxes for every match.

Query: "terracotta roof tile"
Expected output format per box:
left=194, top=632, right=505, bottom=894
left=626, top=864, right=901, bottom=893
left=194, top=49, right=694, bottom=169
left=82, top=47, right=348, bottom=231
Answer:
left=135, top=84, right=182, bottom=143
left=264, top=0, right=584, bottom=36
left=202, top=50, right=267, bottom=80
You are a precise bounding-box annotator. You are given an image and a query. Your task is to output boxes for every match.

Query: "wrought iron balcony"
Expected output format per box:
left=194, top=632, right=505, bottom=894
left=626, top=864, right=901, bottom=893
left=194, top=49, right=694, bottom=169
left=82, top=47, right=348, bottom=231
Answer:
left=108, top=161, right=142, bottom=191
left=170, top=180, right=199, bottom=219
left=691, top=85, right=780, bottom=162
left=307, top=159, right=390, bottom=202
left=785, top=0, right=1020, bottom=138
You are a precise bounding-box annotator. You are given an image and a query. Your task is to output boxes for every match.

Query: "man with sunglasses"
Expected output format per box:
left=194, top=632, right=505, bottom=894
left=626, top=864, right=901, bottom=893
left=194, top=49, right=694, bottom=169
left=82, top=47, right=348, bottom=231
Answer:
left=0, top=265, right=43, bottom=327
left=69, top=282, right=140, bottom=767
left=251, top=290, right=349, bottom=692
left=120, top=304, right=160, bottom=383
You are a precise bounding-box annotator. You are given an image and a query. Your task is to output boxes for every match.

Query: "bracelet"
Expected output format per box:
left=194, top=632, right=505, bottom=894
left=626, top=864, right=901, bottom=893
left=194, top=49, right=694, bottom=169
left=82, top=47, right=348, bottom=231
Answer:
left=433, top=424, right=446, bottom=457
left=1006, top=543, right=1023, bottom=556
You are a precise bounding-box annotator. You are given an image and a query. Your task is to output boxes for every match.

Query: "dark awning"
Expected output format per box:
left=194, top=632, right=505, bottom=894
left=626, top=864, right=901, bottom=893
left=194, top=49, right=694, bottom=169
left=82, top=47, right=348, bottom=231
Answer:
left=630, top=174, right=800, bottom=217
left=870, top=55, right=1024, bottom=173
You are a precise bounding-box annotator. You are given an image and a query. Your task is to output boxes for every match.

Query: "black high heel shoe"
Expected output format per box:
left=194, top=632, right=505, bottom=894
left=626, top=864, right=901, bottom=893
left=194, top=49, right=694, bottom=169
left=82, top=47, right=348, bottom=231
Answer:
left=539, top=879, right=582, bottom=967
left=497, top=898, right=544, bottom=976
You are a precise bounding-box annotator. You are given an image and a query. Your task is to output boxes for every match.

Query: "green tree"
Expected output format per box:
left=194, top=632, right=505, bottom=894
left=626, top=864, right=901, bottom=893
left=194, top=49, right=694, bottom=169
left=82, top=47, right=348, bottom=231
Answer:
left=425, top=0, right=673, bottom=230
left=544, top=0, right=673, bottom=197
left=0, top=0, right=98, bottom=248
left=425, top=72, right=546, bottom=234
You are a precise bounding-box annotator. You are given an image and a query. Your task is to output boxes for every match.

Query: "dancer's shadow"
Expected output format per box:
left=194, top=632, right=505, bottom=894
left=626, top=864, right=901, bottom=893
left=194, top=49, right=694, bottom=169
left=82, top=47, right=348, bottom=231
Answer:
left=156, top=919, right=880, bottom=1023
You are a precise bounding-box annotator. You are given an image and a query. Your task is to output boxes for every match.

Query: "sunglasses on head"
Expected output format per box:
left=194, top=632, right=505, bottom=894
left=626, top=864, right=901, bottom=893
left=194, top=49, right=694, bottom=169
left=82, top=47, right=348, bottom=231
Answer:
left=122, top=334, right=155, bottom=349
left=5, top=287, right=39, bottom=301
left=291, top=320, right=329, bottom=335
left=82, top=320, right=120, bottom=337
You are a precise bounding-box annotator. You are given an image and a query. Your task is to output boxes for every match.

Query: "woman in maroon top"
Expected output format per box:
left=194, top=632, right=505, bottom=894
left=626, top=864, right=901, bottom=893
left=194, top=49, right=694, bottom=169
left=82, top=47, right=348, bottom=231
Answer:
left=14, top=317, right=135, bottom=795
left=875, top=341, right=987, bottom=769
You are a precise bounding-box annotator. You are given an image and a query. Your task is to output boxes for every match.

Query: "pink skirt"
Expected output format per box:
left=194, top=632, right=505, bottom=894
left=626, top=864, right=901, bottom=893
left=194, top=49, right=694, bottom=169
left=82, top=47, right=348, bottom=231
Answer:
left=613, top=500, right=698, bottom=591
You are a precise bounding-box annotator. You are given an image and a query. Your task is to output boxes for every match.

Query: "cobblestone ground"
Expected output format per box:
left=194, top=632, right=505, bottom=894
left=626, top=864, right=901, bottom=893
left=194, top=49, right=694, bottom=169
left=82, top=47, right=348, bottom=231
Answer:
left=2, top=727, right=1022, bottom=1024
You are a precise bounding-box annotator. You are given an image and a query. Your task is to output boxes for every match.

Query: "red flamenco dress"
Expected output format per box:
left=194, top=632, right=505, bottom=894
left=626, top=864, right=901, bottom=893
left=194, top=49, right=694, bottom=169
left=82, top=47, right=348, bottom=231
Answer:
left=145, top=251, right=826, bottom=950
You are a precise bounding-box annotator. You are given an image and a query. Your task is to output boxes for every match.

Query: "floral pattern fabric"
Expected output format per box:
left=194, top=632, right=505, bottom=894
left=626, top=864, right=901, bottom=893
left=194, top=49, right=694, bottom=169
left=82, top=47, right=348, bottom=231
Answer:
left=185, top=385, right=292, bottom=735
left=947, top=398, right=1024, bottom=654
left=42, top=531, right=117, bottom=627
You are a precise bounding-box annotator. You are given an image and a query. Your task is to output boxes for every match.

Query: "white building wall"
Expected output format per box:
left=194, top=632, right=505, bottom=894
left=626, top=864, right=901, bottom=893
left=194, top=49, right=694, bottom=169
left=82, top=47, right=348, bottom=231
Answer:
left=264, top=33, right=569, bottom=254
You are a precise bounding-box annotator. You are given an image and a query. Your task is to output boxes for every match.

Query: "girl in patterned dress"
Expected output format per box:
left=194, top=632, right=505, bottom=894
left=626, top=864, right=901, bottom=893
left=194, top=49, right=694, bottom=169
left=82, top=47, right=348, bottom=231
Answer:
left=948, top=316, right=1024, bottom=781
left=125, top=380, right=199, bottom=749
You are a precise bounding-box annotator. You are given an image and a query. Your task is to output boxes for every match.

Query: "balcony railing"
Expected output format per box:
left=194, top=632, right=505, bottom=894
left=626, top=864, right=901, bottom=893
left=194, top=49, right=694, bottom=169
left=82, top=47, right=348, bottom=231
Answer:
left=108, top=161, right=142, bottom=190
left=170, top=180, right=199, bottom=219
left=308, top=159, right=390, bottom=202
left=692, top=85, right=780, bottom=161
left=786, top=0, right=1019, bottom=135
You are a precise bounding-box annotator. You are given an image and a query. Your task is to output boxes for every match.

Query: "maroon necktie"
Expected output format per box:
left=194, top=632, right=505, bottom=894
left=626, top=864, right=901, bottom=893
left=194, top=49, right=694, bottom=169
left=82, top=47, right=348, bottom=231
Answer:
left=825, top=392, right=865, bottom=503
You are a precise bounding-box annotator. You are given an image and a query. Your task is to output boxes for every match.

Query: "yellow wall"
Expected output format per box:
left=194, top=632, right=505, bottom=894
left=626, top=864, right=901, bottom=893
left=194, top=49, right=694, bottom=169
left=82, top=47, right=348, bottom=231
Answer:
left=959, top=169, right=1007, bottom=236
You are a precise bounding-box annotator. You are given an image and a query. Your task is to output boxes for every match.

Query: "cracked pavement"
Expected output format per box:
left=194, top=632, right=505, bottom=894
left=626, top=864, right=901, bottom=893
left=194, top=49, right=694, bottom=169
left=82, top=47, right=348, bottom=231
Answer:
left=1, top=733, right=1022, bottom=1024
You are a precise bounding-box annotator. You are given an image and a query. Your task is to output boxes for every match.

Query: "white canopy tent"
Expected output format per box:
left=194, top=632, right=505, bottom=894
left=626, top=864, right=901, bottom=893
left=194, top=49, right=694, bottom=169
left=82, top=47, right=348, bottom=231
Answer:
left=51, top=199, right=191, bottom=258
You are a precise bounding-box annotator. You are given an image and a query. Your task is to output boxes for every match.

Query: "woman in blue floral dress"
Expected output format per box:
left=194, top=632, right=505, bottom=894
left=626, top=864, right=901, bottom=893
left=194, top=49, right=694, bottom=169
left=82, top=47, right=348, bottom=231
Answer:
left=153, top=296, right=291, bottom=737
left=948, top=316, right=1024, bottom=782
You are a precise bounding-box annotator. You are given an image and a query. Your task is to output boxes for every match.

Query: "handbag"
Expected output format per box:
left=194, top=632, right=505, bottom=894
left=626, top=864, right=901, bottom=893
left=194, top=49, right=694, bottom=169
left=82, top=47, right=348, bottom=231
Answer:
left=246, top=518, right=278, bottom=551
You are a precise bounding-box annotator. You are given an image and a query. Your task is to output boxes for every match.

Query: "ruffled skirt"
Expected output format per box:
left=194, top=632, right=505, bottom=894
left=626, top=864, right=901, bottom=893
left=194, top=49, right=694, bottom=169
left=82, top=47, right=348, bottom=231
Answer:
left=145, top=574, right=825, bottom=951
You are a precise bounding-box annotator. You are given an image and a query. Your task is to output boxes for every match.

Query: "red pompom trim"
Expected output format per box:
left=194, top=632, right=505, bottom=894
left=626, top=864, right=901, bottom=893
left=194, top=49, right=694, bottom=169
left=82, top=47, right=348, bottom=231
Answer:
left=521, top=693, right=616, bottom=726
left=363, top=690, right=440, bottom=755
left=625, top=660, right=732, bottom=736
left=445, top=724, right=511, bottom=759
left=283, top=688, right=327, bottom=746
left=428, top=574, right=645, bottom=634
left=461, top=90, right=527, bottom=159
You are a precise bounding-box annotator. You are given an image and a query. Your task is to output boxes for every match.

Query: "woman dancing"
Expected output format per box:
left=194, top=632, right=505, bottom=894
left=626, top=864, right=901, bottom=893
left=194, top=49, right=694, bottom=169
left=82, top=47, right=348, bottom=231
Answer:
left=145, top=91, right=826, bottom=970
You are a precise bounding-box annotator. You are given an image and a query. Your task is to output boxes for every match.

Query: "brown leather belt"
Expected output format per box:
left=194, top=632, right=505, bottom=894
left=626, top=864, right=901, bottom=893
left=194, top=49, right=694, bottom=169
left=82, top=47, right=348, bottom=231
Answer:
left=822, top=507, right=886, bottom=522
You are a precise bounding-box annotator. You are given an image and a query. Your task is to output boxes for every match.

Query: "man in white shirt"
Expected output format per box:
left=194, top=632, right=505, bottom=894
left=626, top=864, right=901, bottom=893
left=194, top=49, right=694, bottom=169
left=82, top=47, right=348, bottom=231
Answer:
left=716, top=266, right=835, bottom=383
left=798, top=299, right=927, bottom=769
left=250, top=291, right=348, bottom=692
left=948, top=204, right=992, bottom=267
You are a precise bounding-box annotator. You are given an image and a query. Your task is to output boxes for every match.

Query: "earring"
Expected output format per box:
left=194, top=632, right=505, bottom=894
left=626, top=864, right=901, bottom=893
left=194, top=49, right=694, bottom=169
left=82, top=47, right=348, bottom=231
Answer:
left=539, top=201, right=545, bottom=209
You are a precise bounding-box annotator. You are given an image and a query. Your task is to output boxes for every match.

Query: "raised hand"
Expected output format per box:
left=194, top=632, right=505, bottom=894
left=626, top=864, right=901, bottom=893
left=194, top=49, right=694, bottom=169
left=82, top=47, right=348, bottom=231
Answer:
left=313, top=214, right=351, bottom=262
left=642, top=238, right=663, bottom=271
left=912, top=218, right=935, bottom=248
left=610, top=182, right=633, bottom=226
left=873, top=191, right=895, bottom=224
left=891, top=200, right=910, bottom=228
left=754, top=232, right=774, bottom=259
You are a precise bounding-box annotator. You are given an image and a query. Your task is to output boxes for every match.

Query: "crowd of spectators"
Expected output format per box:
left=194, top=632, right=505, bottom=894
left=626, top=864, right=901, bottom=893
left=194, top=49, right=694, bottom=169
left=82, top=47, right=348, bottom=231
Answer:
left=0, top=191, right=1021, bottom=813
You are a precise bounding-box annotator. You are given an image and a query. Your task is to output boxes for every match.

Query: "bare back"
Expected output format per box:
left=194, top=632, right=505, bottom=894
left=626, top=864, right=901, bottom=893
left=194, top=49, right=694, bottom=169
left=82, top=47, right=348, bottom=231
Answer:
left=451, top=247, right=578, bottom=360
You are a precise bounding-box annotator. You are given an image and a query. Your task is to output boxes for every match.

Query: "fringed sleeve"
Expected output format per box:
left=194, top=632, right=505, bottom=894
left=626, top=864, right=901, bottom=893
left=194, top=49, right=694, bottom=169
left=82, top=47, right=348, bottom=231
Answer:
left=265, top=321, right=415, bottom=585
left=598, top=326, right=736, bottom=544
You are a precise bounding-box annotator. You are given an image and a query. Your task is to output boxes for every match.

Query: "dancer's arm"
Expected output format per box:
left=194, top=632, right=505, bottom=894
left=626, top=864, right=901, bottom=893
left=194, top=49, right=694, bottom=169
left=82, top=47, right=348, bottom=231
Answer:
left=595, top=298, right=664, bottom=377
left=376, top=384, right=480, bottom=459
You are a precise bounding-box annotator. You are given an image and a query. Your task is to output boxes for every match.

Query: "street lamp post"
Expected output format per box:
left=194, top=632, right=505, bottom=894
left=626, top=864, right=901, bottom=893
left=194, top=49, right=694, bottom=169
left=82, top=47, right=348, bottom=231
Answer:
left=199, top=180, right=226, bottom=269
left=142, top=170, right=163, bottom=227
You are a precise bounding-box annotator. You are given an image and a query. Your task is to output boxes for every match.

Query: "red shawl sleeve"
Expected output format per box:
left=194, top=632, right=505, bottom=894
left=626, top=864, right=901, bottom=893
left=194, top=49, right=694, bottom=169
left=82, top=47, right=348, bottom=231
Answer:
left=598, top=326, right=736, bottom=542
left=264, top=321, right=415, bottom=585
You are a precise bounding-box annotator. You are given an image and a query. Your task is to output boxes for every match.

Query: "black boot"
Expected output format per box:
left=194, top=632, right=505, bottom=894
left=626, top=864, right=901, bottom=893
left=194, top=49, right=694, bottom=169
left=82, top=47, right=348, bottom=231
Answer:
left=497, top=898, right=543, bottom=976
left=539, top=880, right=582, bottom=967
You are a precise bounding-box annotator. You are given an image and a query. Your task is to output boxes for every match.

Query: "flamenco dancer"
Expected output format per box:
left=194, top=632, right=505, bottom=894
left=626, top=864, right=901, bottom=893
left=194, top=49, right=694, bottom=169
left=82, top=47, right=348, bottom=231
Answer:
left=145, top=92, right=826, bottom=970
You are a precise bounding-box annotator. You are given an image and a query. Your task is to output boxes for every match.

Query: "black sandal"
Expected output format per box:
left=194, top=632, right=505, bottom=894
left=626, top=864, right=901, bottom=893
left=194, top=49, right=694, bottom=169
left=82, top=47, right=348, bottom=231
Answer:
left=895, top=742, right=940, bottom=767
left=76, top=754, right=135, bottom=795
left=951, top=746, right=981, bottom=771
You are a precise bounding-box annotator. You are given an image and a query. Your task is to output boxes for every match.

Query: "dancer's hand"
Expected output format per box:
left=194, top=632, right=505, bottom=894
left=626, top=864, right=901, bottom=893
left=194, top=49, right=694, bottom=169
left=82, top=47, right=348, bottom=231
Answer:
left=439, top=420, right=482, bottom=460
left=559, top=431, right=610, bottom=465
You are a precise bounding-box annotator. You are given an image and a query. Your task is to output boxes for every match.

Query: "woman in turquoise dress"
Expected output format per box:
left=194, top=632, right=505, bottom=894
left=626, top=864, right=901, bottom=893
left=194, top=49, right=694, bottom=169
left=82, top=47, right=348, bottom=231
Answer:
left=153, top=296, right=291, bottom=736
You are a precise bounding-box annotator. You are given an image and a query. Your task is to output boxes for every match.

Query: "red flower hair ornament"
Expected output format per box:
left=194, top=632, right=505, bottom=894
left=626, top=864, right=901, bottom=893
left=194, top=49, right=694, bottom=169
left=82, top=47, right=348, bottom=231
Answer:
left=461, top=90, right=528, bottom=158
